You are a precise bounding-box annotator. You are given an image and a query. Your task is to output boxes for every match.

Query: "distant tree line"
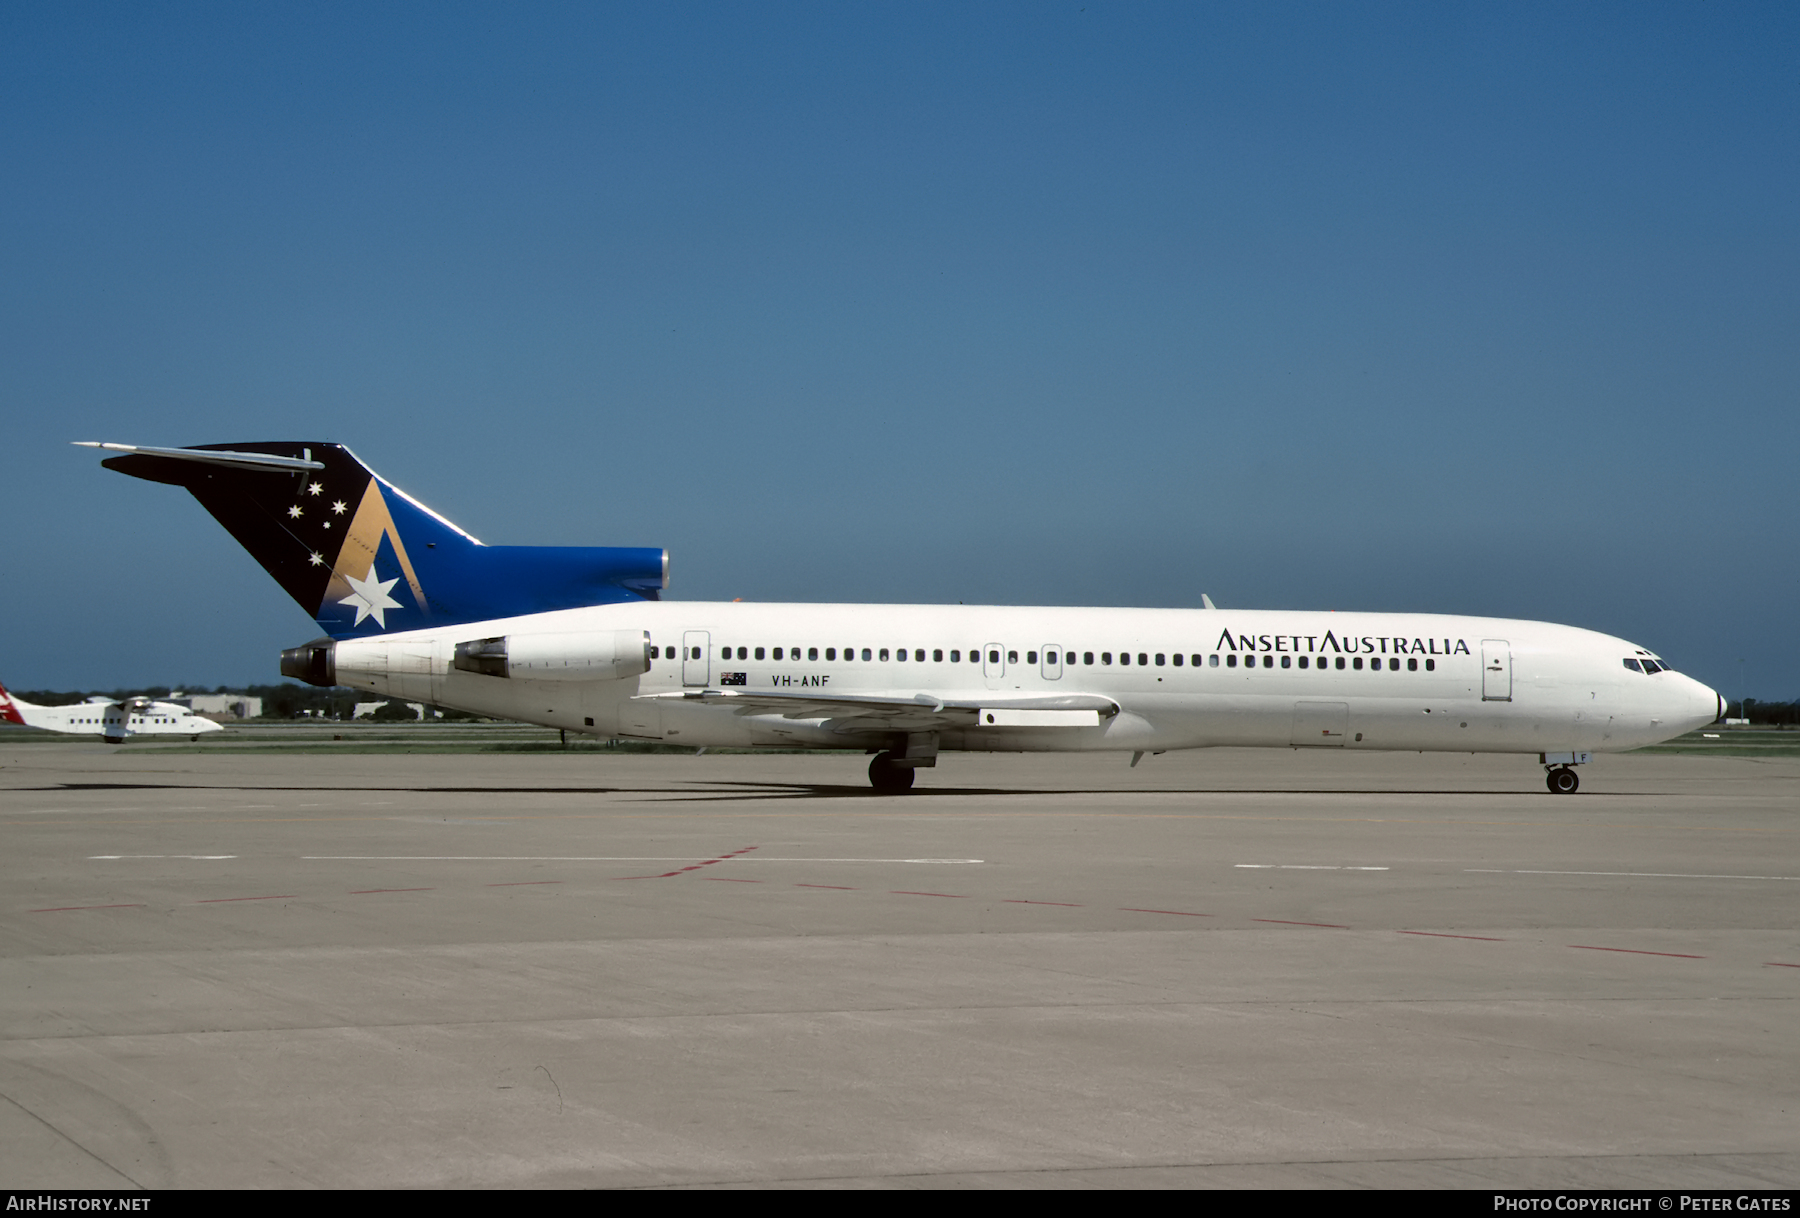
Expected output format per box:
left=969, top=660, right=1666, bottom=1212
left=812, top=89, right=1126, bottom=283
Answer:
left=10, top=683, right=485, bottom=722
left=1725, top=699, right=1800, bottom=725
left=16, top=682, right=1795, bottom=725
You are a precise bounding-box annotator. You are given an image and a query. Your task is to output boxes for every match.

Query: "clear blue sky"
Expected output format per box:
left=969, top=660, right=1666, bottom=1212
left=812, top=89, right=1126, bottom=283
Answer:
left=3, top=2, right=1794, bottom=700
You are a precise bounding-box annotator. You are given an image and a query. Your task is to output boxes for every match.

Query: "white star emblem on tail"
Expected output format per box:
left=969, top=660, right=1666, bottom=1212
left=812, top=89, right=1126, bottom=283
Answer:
left=339, top=563, right=403, bottom=627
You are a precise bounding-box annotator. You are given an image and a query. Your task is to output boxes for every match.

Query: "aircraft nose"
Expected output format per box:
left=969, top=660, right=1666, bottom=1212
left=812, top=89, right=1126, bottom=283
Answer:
left=1679, top=676, right=1724, bottom=728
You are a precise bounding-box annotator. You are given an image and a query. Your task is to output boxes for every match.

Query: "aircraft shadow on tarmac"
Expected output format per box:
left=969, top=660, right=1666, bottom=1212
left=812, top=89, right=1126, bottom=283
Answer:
left=24, top=779, right=1609, bottom=801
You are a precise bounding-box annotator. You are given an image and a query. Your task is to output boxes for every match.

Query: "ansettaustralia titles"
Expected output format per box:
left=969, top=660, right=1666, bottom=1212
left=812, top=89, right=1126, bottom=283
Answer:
left=1217, top=627, right=1473, bottom=656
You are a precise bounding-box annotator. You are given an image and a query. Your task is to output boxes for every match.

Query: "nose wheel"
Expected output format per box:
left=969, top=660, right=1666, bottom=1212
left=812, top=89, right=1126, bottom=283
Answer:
left=1546, top=767, right=1579, bottom=795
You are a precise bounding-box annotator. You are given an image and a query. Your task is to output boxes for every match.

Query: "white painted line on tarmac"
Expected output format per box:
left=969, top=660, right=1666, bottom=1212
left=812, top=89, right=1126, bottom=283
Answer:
left=1467, top=869, right=1800, bottom=881
left=302, top=855, right=985, bottom=864
left=90, top=854, right=238, bottom=860
left=1235, top=864, right=1390, bottom=871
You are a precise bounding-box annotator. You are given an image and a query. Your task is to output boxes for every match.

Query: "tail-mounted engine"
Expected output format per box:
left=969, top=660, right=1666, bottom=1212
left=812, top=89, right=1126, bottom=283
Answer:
left=453, top=630, right=650, bottom=681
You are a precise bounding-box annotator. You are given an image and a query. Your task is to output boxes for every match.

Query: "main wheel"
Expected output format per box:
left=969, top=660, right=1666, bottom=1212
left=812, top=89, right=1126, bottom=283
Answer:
left=868, top=752, right=915, bottom=792
left=1547, top=767, right=1579, bottom=795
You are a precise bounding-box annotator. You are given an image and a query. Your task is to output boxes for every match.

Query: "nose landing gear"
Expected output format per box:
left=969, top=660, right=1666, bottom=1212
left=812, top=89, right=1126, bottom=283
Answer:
left=1540, top=751, right=1590, bottom=795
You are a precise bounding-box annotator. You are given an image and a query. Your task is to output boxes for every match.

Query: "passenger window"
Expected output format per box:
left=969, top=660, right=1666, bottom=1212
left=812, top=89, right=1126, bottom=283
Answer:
left=933, top=650, right=943, bottom=662
left=1336, top=657, right=1346, bottom=670
left=1408, top=658, right=1418, bottom=671
left=895, top=648, right=905, bottom=662
left=1172, top=654, right=1181, bottom=666
left=1027, top=651, right=1038, bottom=664
left=1207, top=654, right=1217, bottom=667
left=826, top=648, right=836, bottom=660
left=880, top=648, right=890, bottom=661
left=1298, top=656, right=1309, bottom=669
left=772, top=648, right=782, bottom=660
left=1046, top=651, right=1058, bottom=665
left=809, top=647, right=818, bottom=661
left=1007, top=650, right=1017, bottom=663
left=1425, top=659, right=1435, bottom=671
left=1138, top=653, right=1148, bottom=666
left=950, top=650, right=960, bottom=662
left=1120, top=652, right=1130, bottom=666
left=1353, top=657, right=1363, bottom=670
left=989, top=650, right=1000, bottom=664
left=861, top=648, right=872, bottom=661
left=1226, top=654, right=1237, bottom=668
left=1281, top=656, right=1291, bottom=668
left=1083, top=652, right=1094, bottom=665
left=915, top=650, right=925, bottom=662
left=755, top=647, right=765, bottom=660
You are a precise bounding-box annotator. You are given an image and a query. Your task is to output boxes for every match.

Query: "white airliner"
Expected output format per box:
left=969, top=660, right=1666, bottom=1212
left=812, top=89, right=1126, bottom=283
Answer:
left=0, top=682, right=224, bottom=744
left=82, top=440, right=1723, bottom=792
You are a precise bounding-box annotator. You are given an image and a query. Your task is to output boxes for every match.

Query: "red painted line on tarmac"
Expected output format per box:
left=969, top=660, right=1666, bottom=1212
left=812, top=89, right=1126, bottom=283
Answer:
left=1120, top=907, right=1211, bottom=917
left=891, top=891, right=967, bottom=898
left=702, top=877, right=762, bottom=883
left=196, top=895, right=296, bottom=903
left=1004, top=899, right=1083, bottom=907
left=1253, top=918, right=1349, bottom=928
left=487, top=881, right=562, bottom=887
left=350, top=888, right=434, bottom=894
left=30, top=903, right=147, bottom=913
left=1763, top=962, right=1800, bottom=968
left=1399, top=930, right=1506, bottom=941
left=616, top=845, right=761, bottom=881
left=795, top=884, right=855, bottom=890
left=1569, top=944, right=1704, bottom=959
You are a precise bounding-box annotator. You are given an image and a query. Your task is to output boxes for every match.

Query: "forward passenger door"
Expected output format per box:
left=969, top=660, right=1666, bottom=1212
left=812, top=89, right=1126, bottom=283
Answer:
left=1482, top=640, right=1512, bottom=702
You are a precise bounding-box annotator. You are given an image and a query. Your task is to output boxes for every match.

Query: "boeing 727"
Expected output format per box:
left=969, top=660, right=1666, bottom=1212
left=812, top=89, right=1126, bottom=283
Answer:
left=78, top=441, right=1722, bottom=791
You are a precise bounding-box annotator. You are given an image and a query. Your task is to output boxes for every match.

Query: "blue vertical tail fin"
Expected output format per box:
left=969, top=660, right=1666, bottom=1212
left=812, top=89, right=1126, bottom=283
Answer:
left=84, top=441, right=666, bottom=638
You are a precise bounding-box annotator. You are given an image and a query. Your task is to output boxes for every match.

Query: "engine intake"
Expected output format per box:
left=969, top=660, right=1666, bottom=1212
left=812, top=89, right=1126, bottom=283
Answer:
left=452, top=629, right=650, bottom=681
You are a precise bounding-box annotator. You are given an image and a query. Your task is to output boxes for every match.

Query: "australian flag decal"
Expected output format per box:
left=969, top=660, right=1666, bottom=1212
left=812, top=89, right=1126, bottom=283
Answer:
left=719, top=672, right=747, bottom=686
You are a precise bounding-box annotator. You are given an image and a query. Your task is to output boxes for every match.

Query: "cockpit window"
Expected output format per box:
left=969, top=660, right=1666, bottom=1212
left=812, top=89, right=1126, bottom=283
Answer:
left=1623, top=658, right=1643, bottom=673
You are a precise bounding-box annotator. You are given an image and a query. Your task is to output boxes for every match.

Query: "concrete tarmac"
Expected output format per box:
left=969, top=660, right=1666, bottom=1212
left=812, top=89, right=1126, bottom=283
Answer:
left=2, top=743, right=1796, bottom=1189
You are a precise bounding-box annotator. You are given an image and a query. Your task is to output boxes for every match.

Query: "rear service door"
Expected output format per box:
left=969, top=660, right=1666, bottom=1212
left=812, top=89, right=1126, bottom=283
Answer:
left=683, top=631, right=710, bottom=687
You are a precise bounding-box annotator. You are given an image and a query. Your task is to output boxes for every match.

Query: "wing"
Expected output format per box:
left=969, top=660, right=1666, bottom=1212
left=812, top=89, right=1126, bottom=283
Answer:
left=633, top=687, right=1117, bottom=732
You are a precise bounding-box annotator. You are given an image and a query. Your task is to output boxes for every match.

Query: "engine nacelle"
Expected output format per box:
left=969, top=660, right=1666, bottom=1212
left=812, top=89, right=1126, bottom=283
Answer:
left=280, top=638, right=337, bottom=687
left=452, top=629, right=650, bottom=681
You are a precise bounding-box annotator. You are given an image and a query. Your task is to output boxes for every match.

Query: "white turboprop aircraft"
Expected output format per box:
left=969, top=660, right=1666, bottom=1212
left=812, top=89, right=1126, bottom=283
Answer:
left=82, top=440, right=1723, bottom=792
left=0, top=681, right=223, bottom=744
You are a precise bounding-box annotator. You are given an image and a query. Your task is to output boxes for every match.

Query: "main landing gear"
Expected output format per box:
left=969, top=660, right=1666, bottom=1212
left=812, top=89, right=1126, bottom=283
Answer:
left=868, top=752, right=916, bottom=792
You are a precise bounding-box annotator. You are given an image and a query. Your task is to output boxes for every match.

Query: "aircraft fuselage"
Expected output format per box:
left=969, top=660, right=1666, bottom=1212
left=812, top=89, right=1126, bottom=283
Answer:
left=317, top=602, right=1721, bottom=759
